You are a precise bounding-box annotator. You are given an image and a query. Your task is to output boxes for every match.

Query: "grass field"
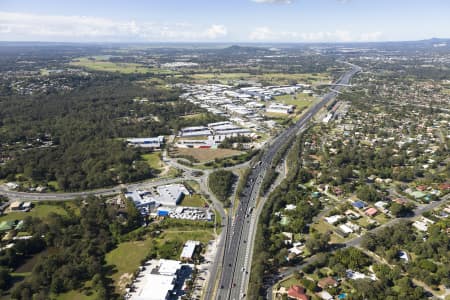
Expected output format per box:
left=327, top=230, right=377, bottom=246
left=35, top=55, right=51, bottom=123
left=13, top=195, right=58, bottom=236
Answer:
left=105, top=225, right=214, bottom=294
left=274, top=93, right=316, bottom=106
left=181, top=112, right=209, bottom=120
left=180, top=194, right=206, bottom=207
left=174, top=148, right=243, bottom=163
left=278, top=276, right=303, bottom=288
left=54, top=290, right=98, bottom=300
left=47, top=180, right=60, bottom=191
left=70, top=57, right=152, bottom=74
left=0, top=204, right=68, bottom=223
left=40, top=69, right=50, bottom=76
left=189, top=72, right=330, bottom=85
left=264, top=112, right=292, bottom=120
left=190, top=72, right=249, bottom=81
left=106, top=238, right=153, bottom=293
left=260, top=72, right=329, bottom=85
left=141, top=152, right=164, bottom=171
left=158, top=229, right=214, bottom=247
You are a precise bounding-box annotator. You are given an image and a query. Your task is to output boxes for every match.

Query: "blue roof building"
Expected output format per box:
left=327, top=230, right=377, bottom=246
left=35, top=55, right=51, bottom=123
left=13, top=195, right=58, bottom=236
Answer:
left=352, top=201, right=366, bottom=209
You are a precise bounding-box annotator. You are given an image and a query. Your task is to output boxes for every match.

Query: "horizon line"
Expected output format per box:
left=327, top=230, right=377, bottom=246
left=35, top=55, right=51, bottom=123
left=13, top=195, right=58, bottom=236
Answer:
left=0, top=37, right=448, bottom=46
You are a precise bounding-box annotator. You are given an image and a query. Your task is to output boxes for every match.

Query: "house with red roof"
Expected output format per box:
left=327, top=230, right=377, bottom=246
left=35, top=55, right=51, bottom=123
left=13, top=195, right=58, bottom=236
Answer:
left=288, top=285, right=309, bottom=300
left=365, top=207, right=378, bottom=217
left=438, top=183, right=450, bottom=191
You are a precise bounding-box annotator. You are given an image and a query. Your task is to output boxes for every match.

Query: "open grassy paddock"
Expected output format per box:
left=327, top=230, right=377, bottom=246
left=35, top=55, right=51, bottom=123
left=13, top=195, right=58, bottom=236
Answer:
left=141, top=152, right=164, bottom=171
left=70, top=57, right=152, bottom=74
left=180, top=194, right=207, bottom=207
left=105, top=237, right=154, bottom=294
left=0, top=203, right=69, bottom=223
left=188, top=72, right=330, bottom=85
left=174, top=148, right=243, bottom=163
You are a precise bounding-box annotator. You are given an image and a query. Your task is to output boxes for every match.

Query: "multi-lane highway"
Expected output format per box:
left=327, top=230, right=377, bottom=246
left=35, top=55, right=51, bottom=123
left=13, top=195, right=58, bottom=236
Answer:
left=215, top=63, right=361, bottom=300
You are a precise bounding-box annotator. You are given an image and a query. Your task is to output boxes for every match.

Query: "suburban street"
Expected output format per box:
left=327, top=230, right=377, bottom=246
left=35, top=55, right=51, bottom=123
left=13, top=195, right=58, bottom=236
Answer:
left=215, top=63, right=362, bottom=300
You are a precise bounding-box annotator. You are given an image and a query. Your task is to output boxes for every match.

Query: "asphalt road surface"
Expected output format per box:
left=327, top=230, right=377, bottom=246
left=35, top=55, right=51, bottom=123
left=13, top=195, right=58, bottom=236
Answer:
left=215, top=63, right=361, bottom=300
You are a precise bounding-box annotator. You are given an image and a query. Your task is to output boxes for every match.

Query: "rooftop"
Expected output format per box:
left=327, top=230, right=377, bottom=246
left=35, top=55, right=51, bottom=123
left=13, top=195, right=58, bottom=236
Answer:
left=129, top=273, right=175, bottom=300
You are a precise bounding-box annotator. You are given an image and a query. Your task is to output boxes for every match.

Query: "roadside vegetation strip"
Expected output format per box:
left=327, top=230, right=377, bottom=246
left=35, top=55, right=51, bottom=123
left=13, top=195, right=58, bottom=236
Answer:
left=235, top=167, right=251, bottom=201
left=208, top=170, right=237, bottom=207
left=259, top=131, right=297, bottom=196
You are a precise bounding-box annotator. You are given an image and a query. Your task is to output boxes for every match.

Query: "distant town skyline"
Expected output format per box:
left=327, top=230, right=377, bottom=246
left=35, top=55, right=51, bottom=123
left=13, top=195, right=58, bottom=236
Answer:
left=0, top=0, right=449, bottom=43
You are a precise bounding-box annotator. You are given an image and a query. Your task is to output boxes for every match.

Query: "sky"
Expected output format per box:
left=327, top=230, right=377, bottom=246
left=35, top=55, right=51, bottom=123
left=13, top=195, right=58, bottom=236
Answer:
left=0, top=0, right=449, bottom=43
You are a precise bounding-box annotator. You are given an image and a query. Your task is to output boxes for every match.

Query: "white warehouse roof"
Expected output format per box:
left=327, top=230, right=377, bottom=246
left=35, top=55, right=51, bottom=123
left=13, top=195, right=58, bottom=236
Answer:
left=158, top=259, right=182, bottom=276
left=180, top=240, right=200, bottom=260
left=130, top=274, right=175, bottom=300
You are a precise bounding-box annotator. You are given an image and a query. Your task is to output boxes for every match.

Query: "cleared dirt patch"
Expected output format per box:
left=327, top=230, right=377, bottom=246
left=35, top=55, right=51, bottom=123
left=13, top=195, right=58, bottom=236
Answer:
left=118, top=273, right=134, bottom=292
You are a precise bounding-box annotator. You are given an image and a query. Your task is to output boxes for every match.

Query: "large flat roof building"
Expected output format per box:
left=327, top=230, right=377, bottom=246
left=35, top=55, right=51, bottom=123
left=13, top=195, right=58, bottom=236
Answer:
left=128, top=259, right=182, bottom=300
left=156, top=184, right=190, bottom=206
left=179, top=126, right=212, bottom=137
left=158, top=259, right=182, bottom=276
left=132, top=274, right=175, bottom=300
left=126, top=184, right=190, bottom=214
left=127, top=136, right=164, bottom=148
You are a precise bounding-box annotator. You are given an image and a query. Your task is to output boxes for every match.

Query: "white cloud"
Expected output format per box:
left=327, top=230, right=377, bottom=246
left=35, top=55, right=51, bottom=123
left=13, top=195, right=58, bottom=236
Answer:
left=251, top=0, right=294, bottom=3
left=0, top=11, right=228, bottom=42
left=249, top=26, right=383, bottom=42
left=205, top=25, right=228, bottom=39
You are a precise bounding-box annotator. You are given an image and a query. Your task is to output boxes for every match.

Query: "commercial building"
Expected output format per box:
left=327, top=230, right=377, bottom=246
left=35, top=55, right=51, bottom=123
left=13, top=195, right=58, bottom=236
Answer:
left=179, top=126, right=212, bottom=137
left=125, top=190, right=157, bottom=208
left=128, top=259, right=182, bottom=300
left=175, top=139, right=215, bottom=149
left=126, top=184, right=190, bottom=216
left=126, top=136, right=164, bottom=149
left=180, top=240, right=200, bottom=262
left=156, top=184, right=190, bottom=206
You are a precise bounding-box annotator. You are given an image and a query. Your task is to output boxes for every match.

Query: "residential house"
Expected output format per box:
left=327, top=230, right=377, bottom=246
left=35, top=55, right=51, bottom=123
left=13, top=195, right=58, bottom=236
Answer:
left=288, top=285, right=309, bottom=300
